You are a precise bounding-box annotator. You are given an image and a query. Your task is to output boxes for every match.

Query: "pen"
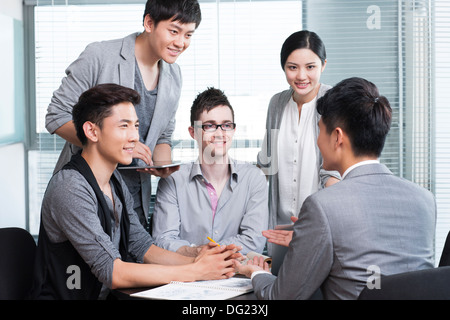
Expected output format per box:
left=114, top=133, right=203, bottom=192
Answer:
left=207, top=236, right=220, bottom=246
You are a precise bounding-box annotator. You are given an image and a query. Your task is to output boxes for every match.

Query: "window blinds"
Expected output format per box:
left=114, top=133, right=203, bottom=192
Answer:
left=434, top=0, right=450, bottom=265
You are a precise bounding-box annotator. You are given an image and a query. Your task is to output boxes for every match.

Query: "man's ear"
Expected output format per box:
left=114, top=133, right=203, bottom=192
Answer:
left=143, top=14, right=154, bottom=33
left=188, top=126, right=195, bottom=140
left=190, top=122, right=205, bottom=142
left=83, top=121, right=99, bottom=143
left=334, top=127, right=345, bottom=149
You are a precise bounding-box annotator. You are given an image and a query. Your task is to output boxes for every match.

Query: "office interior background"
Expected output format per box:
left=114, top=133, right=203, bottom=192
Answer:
left=1, top=0, right=449, bottom=265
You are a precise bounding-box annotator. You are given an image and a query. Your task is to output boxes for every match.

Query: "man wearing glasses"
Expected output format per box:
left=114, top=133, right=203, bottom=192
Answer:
left=152, top=87, right=268, bottom=257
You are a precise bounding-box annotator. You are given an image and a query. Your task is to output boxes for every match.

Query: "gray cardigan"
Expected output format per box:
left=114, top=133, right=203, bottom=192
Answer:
left=257, top=84, right=340, bottom=230
left=46, top=32, right=182, bottom=221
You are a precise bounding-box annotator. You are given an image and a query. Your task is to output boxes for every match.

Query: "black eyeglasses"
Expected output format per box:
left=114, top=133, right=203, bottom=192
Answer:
left=195, top=122, right=236, bottom=132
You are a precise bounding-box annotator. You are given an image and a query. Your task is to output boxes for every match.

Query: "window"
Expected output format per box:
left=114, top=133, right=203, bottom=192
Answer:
left=27, top=0, right=302, bottom=234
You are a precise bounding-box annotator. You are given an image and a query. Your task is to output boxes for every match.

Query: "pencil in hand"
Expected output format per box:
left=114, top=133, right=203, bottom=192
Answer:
left=207, top=236, right=220, bottom=246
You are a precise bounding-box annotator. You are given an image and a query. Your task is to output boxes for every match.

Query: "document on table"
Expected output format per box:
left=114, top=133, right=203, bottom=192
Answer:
left=130, top=277, right=253, bottom=300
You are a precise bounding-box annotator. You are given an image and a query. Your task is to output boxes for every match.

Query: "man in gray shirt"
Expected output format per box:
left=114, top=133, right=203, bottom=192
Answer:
left=152, top=87, right=268, bottom=257
left=29, top=84, right=241, bottom=300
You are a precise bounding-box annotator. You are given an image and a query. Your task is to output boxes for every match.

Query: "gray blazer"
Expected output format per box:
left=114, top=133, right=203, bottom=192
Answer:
left=252, top=163, right=436, bottom=300
left=46, top=32, right=182, bottom=220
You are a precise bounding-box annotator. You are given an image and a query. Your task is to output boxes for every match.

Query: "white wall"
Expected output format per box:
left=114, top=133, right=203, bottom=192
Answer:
left=0, top=144, right=26, bottom=228
left=0, top=0, right=22, bottom=21
left=0, top=0, right=26, bottom=229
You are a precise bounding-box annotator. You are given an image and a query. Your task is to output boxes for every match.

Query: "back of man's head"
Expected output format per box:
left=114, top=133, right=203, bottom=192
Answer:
left=317, top=77, right=392, bottom=158
left=73, top=83, right=140, bottom=146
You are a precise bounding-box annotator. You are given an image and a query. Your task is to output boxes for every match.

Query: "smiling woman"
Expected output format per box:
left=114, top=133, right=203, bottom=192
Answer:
left=258, top=30, right=341, bottom=248
left=283, top=48, right=326, bottom=108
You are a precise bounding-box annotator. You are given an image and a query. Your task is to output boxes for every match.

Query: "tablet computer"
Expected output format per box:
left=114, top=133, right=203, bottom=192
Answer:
left=117, top=162, right=182, bottom=170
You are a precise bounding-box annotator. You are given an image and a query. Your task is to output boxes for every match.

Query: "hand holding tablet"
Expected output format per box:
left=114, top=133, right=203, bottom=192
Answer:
left=118, top=162, right=182, bottom=178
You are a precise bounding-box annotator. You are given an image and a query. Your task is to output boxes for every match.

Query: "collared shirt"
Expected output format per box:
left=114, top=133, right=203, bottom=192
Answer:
left=342, top=160, right=380, bottom=179
left=204, top=181, right=219, bottom=220
left=277, top=96, right=320, bottom=217
left=152, top=159, right=269, bottom=255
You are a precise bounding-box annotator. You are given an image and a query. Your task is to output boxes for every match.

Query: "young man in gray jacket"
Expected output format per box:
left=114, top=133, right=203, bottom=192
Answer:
left=46, top=0, right=202, bottom=228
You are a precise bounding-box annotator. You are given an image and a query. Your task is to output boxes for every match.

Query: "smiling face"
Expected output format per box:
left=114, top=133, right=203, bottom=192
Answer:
left=284, top=48, right=326, bottom=104
left=189, top=105, right=235, bottom=164
left=93, top=102, right=140, bottom=166
left=145, top=15, right=196, bottom=64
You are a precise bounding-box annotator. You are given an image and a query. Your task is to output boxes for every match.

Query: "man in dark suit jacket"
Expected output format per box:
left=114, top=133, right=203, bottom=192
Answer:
left=234, top=77, right=436, bottom=300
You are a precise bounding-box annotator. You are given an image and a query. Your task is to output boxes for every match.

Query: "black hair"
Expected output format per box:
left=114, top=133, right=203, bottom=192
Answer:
left=190, top=87, right=234, bottom=126
left=73, top=83, right=141, bottom=146
left=143, top=0, right=202, bottom=28
left=316, top=77, right=392, bottom=157
left=280, top=30, right=326, bottom=69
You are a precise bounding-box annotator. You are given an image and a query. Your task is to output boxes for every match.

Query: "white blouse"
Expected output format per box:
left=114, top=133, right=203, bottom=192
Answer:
left=277, top=96, right=320, bottom=217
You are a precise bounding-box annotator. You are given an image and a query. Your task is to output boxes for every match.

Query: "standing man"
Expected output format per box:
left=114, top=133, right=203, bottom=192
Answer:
left=30, top=84, right=239, bottom=300
left=152, top=87, right=268, bottom=257
left=45, top=0, right=202, bottom=228
left=234, top=77, right=436, bottom=299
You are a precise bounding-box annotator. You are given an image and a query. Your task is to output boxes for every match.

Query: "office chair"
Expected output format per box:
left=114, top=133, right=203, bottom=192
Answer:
left=358, top=266, right=450, bottom=300
left=439, top=230, right=450, bottom=267
left=0, top=227, right=36, bottom=300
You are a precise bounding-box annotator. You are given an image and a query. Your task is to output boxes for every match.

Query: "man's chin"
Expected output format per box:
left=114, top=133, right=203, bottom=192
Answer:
left=201, top=154, right=229, bottom=165
left=118, top=158, right=134, bottom=166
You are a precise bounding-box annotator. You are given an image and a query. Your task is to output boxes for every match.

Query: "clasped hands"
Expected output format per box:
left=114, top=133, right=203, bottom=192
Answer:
left=197, top=216, right=298, bottom=280
left=193, top=242, right=244, bottom=281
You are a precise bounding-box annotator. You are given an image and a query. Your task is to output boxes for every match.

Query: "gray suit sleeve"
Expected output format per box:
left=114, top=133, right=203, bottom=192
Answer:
left=156, top=117, right=176, bottom=146
left=252, top=195, right=333, bottom=299
left=46, top=42, right=102, bottom=134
